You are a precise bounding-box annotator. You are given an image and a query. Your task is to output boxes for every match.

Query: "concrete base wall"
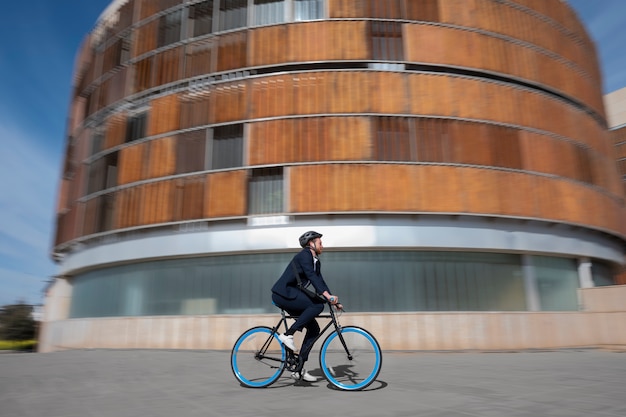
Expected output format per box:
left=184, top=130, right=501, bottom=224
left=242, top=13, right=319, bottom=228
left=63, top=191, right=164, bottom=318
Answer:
left=38, top=286, right=626, bottom=353
left=580, top=285, right=626, bottom=312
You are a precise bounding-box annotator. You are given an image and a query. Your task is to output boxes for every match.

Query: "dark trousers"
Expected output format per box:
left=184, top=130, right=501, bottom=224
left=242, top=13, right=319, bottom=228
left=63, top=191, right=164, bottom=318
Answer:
left=272, top=291, right=324, bottom=362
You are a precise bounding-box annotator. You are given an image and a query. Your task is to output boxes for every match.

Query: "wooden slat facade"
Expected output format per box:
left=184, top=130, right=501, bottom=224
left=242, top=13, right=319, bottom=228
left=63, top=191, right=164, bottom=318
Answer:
left=205, top=170, right=247, bottom=218
left=404, top=23, right=603, bottom=119
left=289, top=164, right=626, bottom=236
left=54, top=0, right=625, bottom=255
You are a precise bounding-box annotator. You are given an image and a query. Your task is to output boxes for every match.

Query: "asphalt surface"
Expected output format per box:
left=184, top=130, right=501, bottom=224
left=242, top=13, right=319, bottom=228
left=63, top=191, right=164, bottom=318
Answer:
left=1, top=348, right=625, bottom=417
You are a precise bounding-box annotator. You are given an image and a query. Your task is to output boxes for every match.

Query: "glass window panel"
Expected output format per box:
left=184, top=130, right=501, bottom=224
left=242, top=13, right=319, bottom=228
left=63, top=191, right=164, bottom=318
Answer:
left=87, top=157, right=105, bottom=195
left=371, top=21, right=403, bottom=61
left=85, top=193, right=116, bottom=234
left=254, top=0, right=285, bottom=25
left=105, top=152, right=119, bottom=189
left=125, top=112, right=147, bottom=143
left=219, top=0, right=248, bottom=31
left=248, top=167, right=283, bottom=214
left=87, top=152, right=118, bottom=194
left=190, top=0, right=214, bottom=37
left=591, top=261, right=615, bottom=286
left=533, top=256, right=579, bottom=311
left=212, top=124, right=243, bottom=169
left=91, top=131, right=104, bottom=156
left=158, top=10, right=183, bottom=47
left=294, top=0, right=322, bottom=21
left=68, top=251, right=584, bottom=318
left=70, top=272, right=121, bottom=317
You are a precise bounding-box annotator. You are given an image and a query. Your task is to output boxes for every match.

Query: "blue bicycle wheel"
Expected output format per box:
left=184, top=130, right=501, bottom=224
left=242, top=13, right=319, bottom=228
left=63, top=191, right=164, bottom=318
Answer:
left=231, top=326, right=286, bottom=388
left=319, top=326, right=382, bottom=390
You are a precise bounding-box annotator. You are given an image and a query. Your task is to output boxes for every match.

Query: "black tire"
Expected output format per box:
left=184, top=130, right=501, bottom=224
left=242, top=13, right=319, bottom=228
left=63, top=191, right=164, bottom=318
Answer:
left=231, top=326, right=286, bottom=388
left=319, top=326, right=382, bottom=390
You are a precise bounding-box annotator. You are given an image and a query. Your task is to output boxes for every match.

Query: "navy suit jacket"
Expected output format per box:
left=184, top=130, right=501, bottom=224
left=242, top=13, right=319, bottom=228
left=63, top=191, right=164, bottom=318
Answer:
left=272, top=248, right=330, bottom=300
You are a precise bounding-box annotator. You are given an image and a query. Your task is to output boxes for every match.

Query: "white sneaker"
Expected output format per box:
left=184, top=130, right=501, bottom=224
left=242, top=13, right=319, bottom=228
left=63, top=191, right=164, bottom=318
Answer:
left=291, top=370, right=317, bottom=382
left=278, top=333, right=296, bottom=351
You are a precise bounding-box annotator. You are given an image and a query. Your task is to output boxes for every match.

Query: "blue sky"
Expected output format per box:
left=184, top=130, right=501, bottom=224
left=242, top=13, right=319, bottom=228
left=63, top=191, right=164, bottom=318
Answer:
left=0, top=1, right=625, bottom=307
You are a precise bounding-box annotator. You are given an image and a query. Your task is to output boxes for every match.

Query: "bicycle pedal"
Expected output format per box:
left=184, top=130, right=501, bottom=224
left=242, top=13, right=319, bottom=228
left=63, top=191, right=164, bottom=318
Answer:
left=285, top=352, right=300, bottom=372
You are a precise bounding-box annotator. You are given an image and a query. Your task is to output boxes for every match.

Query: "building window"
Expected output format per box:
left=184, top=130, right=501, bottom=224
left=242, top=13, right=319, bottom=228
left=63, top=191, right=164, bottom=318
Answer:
left=254, top=0, right=285, bottom=25
left=120, top=36, right=132, bottom=65
left=591, top=262, right=616, bottom=286
left=294, top=0, right=322, bottom=21
left=189, top=0, right=214, bottom=37
left=374, top=117, right=412, bottom=161
left=212, top=124, right=243, bottom=169
left=533, top=256, right=579, bottom=311
left=102, top=36, right=131, bottom=73
left=96, top=194, right=115, bottom=233
left=248, top=167, right=283, bottom=215
left=91, top=131, right=104, bottom=156
left=83, top=192, right=116, bottom=236
left=158, top=9, right=183, bottom=47
left=219, top=0, right=248, bottom=31
left=125, top=111, right=147, bottom=143
left=87, top=152, right=119, bottom=194
left=371, top=21, right=403, bottom=61
left=176, top=129, right=207, bottom=174
left=69, top=251, right=588, bottom=318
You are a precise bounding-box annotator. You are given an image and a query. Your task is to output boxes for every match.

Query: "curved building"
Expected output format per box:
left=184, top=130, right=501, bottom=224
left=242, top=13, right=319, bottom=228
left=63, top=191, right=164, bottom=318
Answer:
left=41, top=0, right=626, bottom=352
left=606, top=87, right=626, bottom=284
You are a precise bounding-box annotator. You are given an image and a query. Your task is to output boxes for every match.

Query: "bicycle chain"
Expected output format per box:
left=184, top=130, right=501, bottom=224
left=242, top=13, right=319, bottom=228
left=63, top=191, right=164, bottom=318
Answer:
left=285, top=352, right=302, bottom=372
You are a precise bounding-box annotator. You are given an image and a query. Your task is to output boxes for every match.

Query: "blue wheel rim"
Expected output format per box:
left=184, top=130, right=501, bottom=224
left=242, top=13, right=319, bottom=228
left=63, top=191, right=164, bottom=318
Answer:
left=320, top=327, right=381, bottom=390
left=232, top=327, right=285, bottom=387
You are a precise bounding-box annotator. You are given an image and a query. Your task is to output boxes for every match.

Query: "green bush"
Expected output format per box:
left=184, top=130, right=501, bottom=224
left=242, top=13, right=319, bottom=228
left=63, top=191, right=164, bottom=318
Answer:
left=0, top=340, right=37, bottom=351
left=0, top=303, right=36, bottom=341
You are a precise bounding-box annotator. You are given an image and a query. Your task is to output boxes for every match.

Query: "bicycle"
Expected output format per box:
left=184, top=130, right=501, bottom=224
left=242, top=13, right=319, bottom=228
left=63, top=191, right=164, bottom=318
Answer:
left=230, top=300, right=382, bottom=391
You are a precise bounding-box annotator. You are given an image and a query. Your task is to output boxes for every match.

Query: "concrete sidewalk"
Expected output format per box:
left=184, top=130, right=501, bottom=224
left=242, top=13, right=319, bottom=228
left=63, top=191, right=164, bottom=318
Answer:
left=1, top=349, right=625, bottom=417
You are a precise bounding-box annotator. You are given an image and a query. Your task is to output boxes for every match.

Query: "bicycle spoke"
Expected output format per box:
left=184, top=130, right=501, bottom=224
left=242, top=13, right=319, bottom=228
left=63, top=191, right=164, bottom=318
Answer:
left=231, top=327, right=286, bottom=388
left=320, top=326, right=382, bottom=390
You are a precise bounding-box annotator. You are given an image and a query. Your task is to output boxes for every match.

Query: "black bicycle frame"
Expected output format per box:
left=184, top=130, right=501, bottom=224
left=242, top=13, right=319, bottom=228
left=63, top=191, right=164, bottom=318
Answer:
left=258, top=303, right=351, bottom=369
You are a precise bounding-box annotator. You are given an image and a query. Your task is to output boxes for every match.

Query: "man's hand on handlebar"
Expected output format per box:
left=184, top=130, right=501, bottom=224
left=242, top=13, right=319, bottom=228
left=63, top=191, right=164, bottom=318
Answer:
left=322, top=291, right=339, bottom=305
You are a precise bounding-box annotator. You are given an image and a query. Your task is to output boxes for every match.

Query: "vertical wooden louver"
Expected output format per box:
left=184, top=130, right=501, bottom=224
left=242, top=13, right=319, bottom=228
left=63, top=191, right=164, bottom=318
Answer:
left=53, top=0, right=625, bottom=250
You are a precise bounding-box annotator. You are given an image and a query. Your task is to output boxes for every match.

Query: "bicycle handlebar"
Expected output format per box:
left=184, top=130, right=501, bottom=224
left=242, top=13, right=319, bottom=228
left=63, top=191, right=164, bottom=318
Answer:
left=314, top=294, right=345, bottom=312
left=324, top=299, right=345, bottom=312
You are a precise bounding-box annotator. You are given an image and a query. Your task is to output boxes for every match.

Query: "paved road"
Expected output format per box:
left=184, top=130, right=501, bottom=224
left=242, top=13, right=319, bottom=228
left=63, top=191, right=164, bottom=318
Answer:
left=1, top=349, right=625, bottom=417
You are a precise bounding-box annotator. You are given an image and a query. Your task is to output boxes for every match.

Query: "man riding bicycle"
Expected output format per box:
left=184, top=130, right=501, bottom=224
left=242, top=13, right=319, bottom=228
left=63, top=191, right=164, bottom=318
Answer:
left=271, top=231, right=342, bottom=382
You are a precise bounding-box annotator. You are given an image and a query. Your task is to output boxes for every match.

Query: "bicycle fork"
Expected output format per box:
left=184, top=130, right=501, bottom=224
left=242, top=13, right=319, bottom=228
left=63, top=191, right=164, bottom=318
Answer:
left=333, top=325, right=354, bottom=361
